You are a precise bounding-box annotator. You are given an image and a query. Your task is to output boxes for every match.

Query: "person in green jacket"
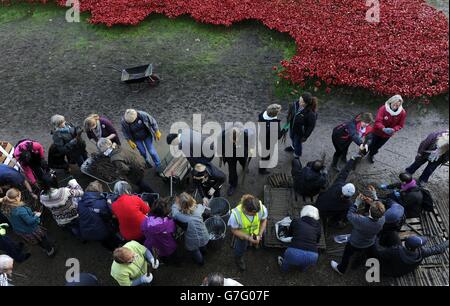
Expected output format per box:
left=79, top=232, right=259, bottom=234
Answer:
left=111, top=240, right=160, bottom=286
left=228, top=194, right=268, bottom=271
left=0, top=188, right=55, bottom=257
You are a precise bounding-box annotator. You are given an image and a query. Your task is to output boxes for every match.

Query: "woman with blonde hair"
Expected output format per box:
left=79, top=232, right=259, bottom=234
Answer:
left=84, top=114, right=121, bottom=146
left=368, top=95, right=407, bottom=163
left=171, top=192, right=209, bottom=265
left=0, top=188, right=55, bottom=257
left=277, top=205, right=321, bottom=272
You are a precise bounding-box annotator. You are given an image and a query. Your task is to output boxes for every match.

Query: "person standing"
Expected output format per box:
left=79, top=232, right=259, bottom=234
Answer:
left=292, top=158, right=328, bottom=201
left=368, top=95, right=406, bottom=163
left=331, top=194, right=385, bottom=275
left=50, top=115, right=88, bottom=167
left=332, top=112, right=374, bottom=171
left=258, top=104, right=284, bottom=175
left=84, top=114, right=121, bottom=146
left=228, top=194, right=268, bottom=271
left=405, top=130, right=449, bottom=186
left=285, top=92, right=318, bottom=158
left=277, top=205, right=321, bottom=272
left=121, top=109, right=162, bottom=172
left=220, top=124, right=254, bottom=196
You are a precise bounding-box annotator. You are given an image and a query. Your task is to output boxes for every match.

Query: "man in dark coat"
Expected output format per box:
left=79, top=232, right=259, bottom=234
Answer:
left=97, top=138, right=154, bottom=193
left=219, top=124, right=255, bottom=196
left=314, top=158, right=357, bottom=230
left=50, top=115, right=87, bottom=167
left=376, top=236, right=449, bottom=277
left=292, top=158, right=328, bottom=201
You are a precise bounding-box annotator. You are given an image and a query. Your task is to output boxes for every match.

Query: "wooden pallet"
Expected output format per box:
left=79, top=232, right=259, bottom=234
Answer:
left=263, top=185, right=327, bottom=251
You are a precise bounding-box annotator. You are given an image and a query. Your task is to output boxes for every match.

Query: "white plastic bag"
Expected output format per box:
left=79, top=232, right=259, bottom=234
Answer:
left=275, top=216, right=293, bottom=243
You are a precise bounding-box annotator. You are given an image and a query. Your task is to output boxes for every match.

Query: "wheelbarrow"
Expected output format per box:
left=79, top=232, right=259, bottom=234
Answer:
left=80, top=157, right=119, bottom=192
left=108, top=64, right=161, bottom=87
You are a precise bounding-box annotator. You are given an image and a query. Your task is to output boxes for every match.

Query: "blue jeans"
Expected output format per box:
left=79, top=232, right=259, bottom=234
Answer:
left=135, top=137, right=161, bottom=169
left=234, top=238, right=249, bottom=257
left=292, top=136, right=303, bottom=157
left=281, top=248, right=318, bottom=272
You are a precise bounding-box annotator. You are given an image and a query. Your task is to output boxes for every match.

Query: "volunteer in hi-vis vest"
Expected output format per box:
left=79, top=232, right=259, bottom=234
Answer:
left=228, top=194, right=268, bottom=271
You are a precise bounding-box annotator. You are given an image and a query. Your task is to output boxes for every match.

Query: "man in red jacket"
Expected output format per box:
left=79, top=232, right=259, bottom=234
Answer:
left=368, top=95, right=407, bottom=163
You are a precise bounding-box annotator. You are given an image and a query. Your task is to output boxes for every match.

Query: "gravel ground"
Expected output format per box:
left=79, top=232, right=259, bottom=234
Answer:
left=0, top=2, right=448, bottom=286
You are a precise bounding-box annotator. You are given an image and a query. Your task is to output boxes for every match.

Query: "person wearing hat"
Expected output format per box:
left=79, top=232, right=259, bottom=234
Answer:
left=121, top=109, right=162, bottom=172
left=50, top=114, right=87, bottom=167
left=13, top=139, right=48, bottom=187
left=368, top=95, right=407, bottom=163
left=379, top=172, right=423, bottom=218
left=192, top=163, right=226, bottom=206
left=228, top=194, right=268, bottom=271
left=405, top=130, right=449, bottom=186
left=331, top=112, right=374, bottom=171
left=331, top=194, right=385, bottom=275
left=314, top=157, right=358, bottom=231
left=258, top=103, right=284, bottom=175
left=110, top=240, right=160, bottom=286
left=219, top=124, right=255, bottom=196
left=285, top=92, right=318, bottom=158
left=97, top=138, right=154, bottom=193
left=376, top=235, right=449, bottom=277
left=84, top=114, right=121, bottom=146
left=166, top=128, right=215, bottom=167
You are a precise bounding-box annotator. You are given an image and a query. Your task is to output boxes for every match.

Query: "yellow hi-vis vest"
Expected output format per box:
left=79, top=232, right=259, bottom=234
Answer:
left=231, top=203, right=264, bottom=236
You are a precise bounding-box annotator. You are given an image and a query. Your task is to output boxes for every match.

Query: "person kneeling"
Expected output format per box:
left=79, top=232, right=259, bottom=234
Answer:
left=110, top=241, right=159, bottom=286
left=278, top=205, right=321, bottom=272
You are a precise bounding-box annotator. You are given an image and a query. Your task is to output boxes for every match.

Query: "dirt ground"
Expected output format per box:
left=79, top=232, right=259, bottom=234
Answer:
left=0, top=2, right=448, bottom=286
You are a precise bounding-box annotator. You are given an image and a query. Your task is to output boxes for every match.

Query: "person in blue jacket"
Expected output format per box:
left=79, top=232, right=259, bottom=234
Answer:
left=77, top=181, right=120, bottom=250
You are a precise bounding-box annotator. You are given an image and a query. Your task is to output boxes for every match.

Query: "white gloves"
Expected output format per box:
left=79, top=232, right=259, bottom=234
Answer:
left=150, top=258, right=160, bottom=270
left=428, top=150, right=440, bottom=162
left=208, top=188, right=215, bottom=196
left=141, top=274, right=153, bottom=284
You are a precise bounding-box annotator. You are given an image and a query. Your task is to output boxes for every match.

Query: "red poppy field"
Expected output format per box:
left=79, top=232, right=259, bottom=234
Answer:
left=4, top=0, right=449, bottom=99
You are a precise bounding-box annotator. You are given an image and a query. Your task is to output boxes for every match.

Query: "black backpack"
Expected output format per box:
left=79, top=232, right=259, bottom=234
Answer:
left=420, top=188, right=434, bottom=212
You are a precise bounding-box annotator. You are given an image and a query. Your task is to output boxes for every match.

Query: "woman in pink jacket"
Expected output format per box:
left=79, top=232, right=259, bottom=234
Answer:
left=13, top=140, right=48, bottom=186
left=368, top=95, right=407, bottom=163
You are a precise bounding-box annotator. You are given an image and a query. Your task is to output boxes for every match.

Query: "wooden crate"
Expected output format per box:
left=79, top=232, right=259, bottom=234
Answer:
left=0, top=141, right=20, bottom=170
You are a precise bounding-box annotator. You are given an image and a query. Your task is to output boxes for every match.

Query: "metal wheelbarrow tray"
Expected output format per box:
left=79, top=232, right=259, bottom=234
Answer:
left=80, top=157, right=119, bottom=192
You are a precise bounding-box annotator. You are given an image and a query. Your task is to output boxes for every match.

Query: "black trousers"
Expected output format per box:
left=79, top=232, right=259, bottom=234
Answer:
left=332, top=134, right=350, bottom=161
left=337, top=243, right=377, bottom=273
left=226, top=158, right=247, bottom=187
left=368, top=134, right=390, bottom=157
